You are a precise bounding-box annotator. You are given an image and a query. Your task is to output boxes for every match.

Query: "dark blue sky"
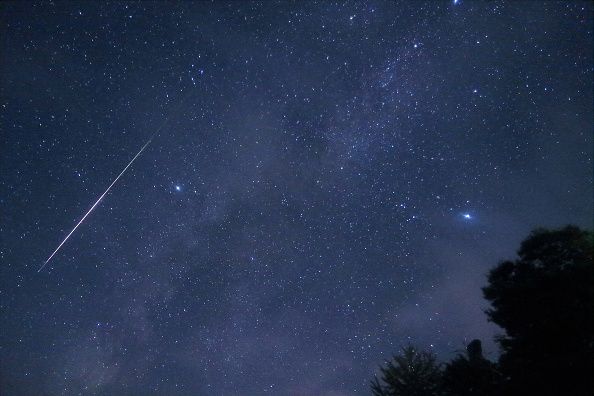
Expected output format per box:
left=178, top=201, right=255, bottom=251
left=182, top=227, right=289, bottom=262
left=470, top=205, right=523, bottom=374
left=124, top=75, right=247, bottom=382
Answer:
left=1, top=1, right=592, bottom=395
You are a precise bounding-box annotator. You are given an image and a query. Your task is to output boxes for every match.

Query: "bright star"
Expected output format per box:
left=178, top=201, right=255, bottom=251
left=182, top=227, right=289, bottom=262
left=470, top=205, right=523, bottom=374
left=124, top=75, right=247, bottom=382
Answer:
left=463, top=213, right=472, bottom=219
left=175, top=185, right=181, bottom=191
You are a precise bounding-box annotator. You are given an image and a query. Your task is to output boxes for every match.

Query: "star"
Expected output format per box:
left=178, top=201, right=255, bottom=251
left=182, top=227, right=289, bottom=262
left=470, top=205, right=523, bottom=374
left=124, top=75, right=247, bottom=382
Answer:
left=4, top=2, right=591, bottom=395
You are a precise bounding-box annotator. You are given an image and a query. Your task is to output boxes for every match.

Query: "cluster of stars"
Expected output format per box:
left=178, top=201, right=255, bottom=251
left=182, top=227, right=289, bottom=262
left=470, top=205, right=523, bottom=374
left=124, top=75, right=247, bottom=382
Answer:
left=1, top=1, right=592, bottom=395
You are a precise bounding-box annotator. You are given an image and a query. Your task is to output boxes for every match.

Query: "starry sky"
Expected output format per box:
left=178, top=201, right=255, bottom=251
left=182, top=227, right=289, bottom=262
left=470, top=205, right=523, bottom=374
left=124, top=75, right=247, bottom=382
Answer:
left=1, top=1, right=593, bottom=395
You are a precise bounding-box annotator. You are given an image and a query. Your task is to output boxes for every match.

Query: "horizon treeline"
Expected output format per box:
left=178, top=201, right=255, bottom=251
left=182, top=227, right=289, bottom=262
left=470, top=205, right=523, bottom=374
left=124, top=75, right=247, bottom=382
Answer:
left=371, top=225, right=593, bottom=396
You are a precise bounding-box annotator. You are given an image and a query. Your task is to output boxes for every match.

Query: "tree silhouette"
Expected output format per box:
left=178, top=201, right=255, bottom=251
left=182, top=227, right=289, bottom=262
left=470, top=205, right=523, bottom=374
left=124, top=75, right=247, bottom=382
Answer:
left=441, top=339, right=501, bottom=396
left=483, top=226, right=593, bottom=395
left=371, top=345, right=441, bottom=396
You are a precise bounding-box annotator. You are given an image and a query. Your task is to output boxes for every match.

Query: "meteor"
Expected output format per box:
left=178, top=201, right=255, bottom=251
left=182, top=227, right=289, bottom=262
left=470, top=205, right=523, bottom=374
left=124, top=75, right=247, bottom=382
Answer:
left=38, top=132, right=156, bottom=272
left=39, top=87, right=195, bottom=272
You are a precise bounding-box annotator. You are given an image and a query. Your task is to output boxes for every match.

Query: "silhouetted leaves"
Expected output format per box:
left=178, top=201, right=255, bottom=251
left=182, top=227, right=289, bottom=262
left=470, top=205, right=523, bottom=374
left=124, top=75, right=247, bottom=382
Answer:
left=441, top=340, right=501, bottom=396
left=483, top=226, right=593, bottom=395
left=372, top=226, right=593, bottom=396
left=371, top=346, right=441, bottom=396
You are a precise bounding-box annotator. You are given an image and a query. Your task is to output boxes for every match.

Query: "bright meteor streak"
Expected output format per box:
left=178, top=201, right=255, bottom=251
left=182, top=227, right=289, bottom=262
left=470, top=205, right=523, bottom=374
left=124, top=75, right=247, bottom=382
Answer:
left=38, top=133, right=156, bottom=272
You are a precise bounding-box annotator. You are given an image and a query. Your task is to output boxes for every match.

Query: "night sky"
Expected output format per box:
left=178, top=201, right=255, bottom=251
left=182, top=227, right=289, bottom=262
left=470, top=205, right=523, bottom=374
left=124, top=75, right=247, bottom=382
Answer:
left=1, top=1, right=593, bottom=395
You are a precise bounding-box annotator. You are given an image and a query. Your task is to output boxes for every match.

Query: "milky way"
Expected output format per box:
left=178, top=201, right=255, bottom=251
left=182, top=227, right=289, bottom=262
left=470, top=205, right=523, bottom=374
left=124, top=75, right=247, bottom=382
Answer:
left=1, top=2, right=592, bottom=395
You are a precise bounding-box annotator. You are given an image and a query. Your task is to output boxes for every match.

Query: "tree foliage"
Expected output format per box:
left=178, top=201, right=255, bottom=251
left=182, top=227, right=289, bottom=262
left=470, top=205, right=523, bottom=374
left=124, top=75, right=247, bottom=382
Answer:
left=482, top=226, right=593, bottom=395
left=441, top=340, right=501, bottom=396
left=371, top=226, right=593, bottom=396
left=371, top=346, right=441, bottom=396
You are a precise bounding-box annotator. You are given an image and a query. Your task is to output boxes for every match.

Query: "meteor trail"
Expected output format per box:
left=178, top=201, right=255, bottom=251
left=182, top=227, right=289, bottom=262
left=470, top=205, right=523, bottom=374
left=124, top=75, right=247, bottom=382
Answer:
left=38, top=132, right=156, bottom=272
left=39, top=87, right=195, bottom=272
